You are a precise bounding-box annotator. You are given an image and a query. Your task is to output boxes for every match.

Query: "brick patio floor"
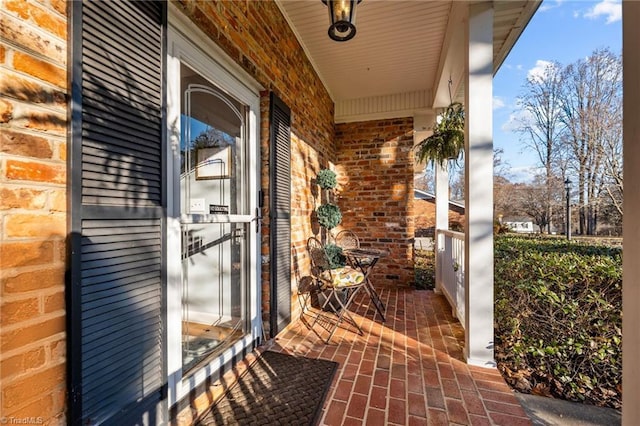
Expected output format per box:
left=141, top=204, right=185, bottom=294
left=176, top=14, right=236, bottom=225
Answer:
left=184, top=287, right=532, bottom=425
left=268, top=287, right=532, bottom=426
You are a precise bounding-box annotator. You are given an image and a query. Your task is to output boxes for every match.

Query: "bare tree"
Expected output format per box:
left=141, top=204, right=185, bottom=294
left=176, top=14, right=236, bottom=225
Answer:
left=560, top=48, right=622, bottom=234
left=494, top=175, right=513, bottom=222
left=512, top=174, right=563, bottom=232
left=493, top=147, right=511, bottom=179
left=414, top=164, right=435, bottom=193
left=493, top=148, right=512, bottom=220
left=449, top=161, right=465, bottom=202
left=601, top=83, right=623, bottom=216
left=516, top=60, right=565, bottom=233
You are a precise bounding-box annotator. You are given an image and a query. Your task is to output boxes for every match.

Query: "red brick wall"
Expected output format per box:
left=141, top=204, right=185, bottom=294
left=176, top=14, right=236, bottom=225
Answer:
left=0, top=0, right=68, bottom=423
left=414, top=198, right=465, bottom=236
left=335, top=118, right=416, bottom=287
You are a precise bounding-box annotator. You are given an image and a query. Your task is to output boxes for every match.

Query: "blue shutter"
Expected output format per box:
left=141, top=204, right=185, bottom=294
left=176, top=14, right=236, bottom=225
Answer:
left=269, top=93, right=292, bottom=336
left=69, top=1, right=167, bottom=424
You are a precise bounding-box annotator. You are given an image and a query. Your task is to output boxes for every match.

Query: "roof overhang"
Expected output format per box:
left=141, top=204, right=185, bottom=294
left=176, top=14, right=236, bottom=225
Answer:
left=276, top=0, right=541, bottom=123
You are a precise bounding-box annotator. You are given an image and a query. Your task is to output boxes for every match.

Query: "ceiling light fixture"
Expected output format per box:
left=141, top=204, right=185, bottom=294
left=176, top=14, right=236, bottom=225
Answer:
left=322, top=0, right=362, bottom=42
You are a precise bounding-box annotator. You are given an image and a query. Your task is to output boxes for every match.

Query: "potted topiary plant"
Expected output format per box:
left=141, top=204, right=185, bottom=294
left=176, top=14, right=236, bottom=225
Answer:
left=316, top=168, right=337, bottom=189
left=323, top=243, right=346, bottom=269
left=316, top=203, right=342, bottom=230
left=312, top=168, right=348, bottom=309
left=414, top=102, right=465, bottom=168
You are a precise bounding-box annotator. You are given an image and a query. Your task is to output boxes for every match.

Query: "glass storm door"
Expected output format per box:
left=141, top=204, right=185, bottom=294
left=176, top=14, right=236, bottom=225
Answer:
left=178, top=63, right=252, bottom=374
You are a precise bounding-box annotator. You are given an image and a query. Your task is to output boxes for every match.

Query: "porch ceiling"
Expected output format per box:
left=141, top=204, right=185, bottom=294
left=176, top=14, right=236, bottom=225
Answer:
left=277, top=0, right=541, bottom=122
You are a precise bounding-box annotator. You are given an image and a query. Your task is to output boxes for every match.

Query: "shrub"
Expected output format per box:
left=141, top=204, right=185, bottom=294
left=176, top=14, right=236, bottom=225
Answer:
left=494, top=235, right=621, bottom=409
left=414, top=249, right=435, bottom=290
left=316, top=168, right=337, bottom=189
left=324, top=243, right=346, bottom=269
left=316, top=203, right=342, bottom=230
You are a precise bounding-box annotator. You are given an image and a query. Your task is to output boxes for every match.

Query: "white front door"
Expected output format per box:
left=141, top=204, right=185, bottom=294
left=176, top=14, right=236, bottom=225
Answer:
left=166, top=19, right=261, bottom=406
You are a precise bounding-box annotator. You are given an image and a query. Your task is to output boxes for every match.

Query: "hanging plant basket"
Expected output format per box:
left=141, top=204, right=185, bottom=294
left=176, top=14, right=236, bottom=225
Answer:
left=414, top=102, right=465, bottom=168
left=316, top=168, right=337, bottom=189
left=316, top=203, right=342, bottom=230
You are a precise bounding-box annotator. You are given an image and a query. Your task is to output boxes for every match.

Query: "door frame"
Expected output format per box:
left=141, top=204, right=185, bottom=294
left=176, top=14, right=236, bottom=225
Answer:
left=166, top=6, right=263, bottom=407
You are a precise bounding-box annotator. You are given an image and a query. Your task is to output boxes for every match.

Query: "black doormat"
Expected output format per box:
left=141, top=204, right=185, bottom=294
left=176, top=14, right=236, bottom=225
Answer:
left=195, top=351, right=338, bottom=426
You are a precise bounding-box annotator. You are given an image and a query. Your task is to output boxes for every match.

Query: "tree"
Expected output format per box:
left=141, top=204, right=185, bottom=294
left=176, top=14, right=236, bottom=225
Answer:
left=494, top=175, right=512, bottom=221
left=414, top=164, right=435, bottom=193
left=493, top=147, right=511, bottom=179
left=601, top=81, right=623, bottom=216
left=505, top=49, right=622, bottom=235
left=560, top=48, right=622, bottom=234
left=516, top=60, right=565, bottom=233
left=449, top=162, right=465, bottom=201
left=493, top=148, right=513, bottom=220
left=413, top=161, right=465, bottom=200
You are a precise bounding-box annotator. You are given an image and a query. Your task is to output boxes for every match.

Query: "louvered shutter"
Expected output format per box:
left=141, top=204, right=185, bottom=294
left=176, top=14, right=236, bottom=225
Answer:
left=269, top=93, right=292, bottom=336
left=69, top=1, right=166, bottom=424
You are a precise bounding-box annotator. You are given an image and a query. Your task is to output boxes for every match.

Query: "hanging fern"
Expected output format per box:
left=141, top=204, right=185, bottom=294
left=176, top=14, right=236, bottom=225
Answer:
left=316, top=203, right=342, bottom=230
left=414, top=102, right=465, bottom=168
left=316, top=168, right=337, bottom=189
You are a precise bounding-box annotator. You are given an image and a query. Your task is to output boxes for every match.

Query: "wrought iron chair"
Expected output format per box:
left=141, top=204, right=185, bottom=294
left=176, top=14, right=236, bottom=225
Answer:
left=334, top=230, right=387, bottom=321
left=334, top=229, right=360, bottom=249
left=306, top=237, right=365, bottom=343
left=335, top=229, right=373, bottom=266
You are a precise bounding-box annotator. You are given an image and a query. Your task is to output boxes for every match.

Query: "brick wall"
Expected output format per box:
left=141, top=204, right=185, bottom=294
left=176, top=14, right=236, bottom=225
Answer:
left=335, top=118, right=416, bottom=287
left=0, top=0, right=68, bottom=424
left=414, top=197, right=465, bottom=236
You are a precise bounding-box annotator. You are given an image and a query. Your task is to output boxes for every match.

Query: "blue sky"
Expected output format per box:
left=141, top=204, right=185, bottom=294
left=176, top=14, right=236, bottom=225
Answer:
left=493, top=0, right=622, bottom=182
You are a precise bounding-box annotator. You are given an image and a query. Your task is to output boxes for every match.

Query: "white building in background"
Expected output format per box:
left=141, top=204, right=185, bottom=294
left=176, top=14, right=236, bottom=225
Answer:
left=503, top=219, right=539, bottom=234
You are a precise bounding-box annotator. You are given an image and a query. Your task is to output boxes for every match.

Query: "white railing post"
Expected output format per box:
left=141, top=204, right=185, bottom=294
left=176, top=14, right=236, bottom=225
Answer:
left=437, top=230, right=466, bottom=328
left=435, top=231, right=443, bottom=292
left=434, top=162, right=449, bottom=294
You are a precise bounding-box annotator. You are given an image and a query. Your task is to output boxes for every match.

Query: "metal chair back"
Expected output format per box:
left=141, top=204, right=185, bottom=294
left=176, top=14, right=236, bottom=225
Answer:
left=334, top=230, right=360, bottom=250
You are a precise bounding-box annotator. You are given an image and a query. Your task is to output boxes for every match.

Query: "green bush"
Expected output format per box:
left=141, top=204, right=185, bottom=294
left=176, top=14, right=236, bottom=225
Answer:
left=316, top=168, right=337, bottom=189
left=414, top=249, right=435, bottom=290
left=494, top=235, right=621, bottom=409
left=316, top=203, right=342, bottom=230
left=324, top=243, right=346, bottom=269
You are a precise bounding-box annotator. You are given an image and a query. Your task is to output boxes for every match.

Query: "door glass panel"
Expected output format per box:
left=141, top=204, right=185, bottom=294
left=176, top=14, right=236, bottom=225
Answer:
left=180, top=64, right=246, bottom=216
left=179, top=63, right=249, bottom=374
left=181, top=222, right=246, bottom=373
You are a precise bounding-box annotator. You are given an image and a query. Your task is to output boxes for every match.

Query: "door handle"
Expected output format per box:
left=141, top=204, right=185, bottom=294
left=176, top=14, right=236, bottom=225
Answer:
left=253, top=207, right=263, bottom=233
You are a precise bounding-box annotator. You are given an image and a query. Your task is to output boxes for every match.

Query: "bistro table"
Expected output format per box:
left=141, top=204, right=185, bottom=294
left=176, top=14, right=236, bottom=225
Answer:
left=342, top=248, right=389, bottom=322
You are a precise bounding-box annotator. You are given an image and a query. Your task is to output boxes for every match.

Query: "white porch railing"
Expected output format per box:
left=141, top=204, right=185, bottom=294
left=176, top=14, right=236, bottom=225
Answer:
left=436, top=229, right=466, bottom=328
